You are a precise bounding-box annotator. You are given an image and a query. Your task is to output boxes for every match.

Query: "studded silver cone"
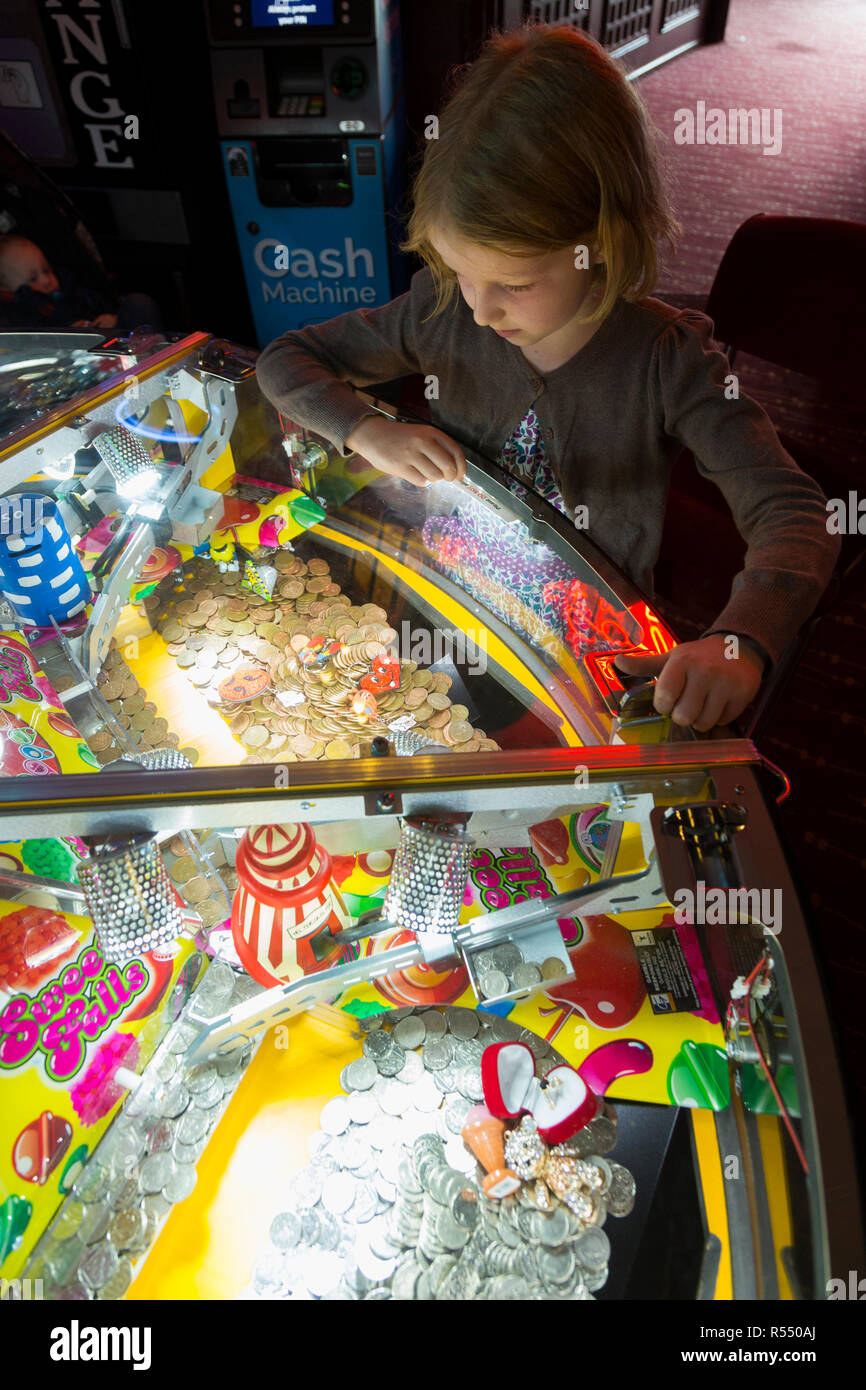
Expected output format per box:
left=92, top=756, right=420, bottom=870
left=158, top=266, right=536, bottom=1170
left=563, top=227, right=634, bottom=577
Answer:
left=78, top=833, right=183, bottom=962
left=382, top=816, right=473, bottom=936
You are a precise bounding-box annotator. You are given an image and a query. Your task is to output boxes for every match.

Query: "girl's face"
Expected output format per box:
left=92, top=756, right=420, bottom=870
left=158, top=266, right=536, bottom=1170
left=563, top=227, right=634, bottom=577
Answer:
left=0, top=241, right=59, bottom=296
left=428, top=227, right=602, bottom=347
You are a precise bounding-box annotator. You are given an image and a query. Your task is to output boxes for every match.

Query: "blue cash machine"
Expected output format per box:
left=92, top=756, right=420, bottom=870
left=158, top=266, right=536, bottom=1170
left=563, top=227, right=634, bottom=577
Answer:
left=206, top=0, right=407, bottom=345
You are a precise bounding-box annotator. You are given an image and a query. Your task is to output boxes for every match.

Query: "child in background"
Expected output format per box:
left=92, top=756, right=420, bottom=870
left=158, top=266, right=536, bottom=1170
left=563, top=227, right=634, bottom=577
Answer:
left=256, top=24, right=838, bottom=733
left=0, top=234, right=161, bottom=333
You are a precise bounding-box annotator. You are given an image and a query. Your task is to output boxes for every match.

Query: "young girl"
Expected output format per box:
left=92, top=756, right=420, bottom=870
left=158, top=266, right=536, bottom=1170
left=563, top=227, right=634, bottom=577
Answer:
left=256, top=24, right=838, bottom=733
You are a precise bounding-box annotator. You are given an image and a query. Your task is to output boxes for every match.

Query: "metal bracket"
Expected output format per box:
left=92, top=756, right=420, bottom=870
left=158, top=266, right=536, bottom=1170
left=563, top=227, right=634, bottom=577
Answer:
left=185, top=862, right=660, bottom=1063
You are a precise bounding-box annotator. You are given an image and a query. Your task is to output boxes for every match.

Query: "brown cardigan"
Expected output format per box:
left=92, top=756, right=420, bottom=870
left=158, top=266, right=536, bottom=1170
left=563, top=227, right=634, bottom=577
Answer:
left=256, top=266, right=839, bottom=665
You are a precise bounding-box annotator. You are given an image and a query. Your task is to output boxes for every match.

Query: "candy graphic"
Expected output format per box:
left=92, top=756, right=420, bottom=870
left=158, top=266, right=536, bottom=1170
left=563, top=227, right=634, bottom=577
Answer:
left=70, top=1032, right=140, bottom=1126
left=666, top=1041, right=730, bottom=1110
left=358, top=850, right=393, bottom=879
left=367, top=927, right=469, bottom=1007
left=541, top=914, right=646, bottom=1035
left=123, top=946, right=178, bottom=1022
left=46, top=711, right=80, bottom=739
left=21, top=837, right=84, bottom=882
left=461, top=1105, right=520, bottom=1199
left=577, top=1038, right=653, bottom=1095
left=0, top=905, right=79, bottom=991
left=528, top=818, right=570, bottom=867
left=572, top=806, right=611, bottom=873
left=58, top=1145, right=89, bottom=1195
left=0, top=708, right=60, bottom=778
left=216, top=497, right=260, bottom=530
left=139, top=545, right=181, bottom=583
left=0, top=1194, right=32, bottom=1266
left=12, top=1111, right=73, bottom=1184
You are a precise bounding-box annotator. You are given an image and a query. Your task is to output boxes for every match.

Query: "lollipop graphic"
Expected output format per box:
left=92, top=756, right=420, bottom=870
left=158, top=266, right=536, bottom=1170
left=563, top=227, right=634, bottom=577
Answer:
left=70, top=1032, right=140, bottom=1127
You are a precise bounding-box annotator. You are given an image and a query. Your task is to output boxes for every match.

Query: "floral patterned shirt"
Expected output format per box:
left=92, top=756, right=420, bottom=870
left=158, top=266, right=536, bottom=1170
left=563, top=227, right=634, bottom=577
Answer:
left=498, top=405, right=568, bottom=516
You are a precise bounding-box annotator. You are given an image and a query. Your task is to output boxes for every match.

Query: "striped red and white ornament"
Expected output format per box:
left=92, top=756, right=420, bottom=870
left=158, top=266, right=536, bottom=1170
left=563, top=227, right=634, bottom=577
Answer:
left=230, top=822, right=350, bottom=986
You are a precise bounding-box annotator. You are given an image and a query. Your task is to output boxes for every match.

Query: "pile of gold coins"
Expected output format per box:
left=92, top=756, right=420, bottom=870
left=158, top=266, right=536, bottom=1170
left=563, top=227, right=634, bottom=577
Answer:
left=138, top=550, right=500, bottom=765
left=80, top=648, right=196, bottom=766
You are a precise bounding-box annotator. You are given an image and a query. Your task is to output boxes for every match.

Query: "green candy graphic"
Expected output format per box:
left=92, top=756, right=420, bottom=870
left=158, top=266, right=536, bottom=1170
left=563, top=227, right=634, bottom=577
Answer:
left=0, top=1195, right=33, bottom=1267
left=667, top=1040, right=730, bottom=1110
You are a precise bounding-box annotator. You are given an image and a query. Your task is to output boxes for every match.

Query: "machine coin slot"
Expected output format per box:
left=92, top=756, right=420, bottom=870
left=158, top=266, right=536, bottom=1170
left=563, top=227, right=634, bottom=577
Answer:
left=227, top=79, right=261, bottom=120
left=254, top=137, right=350, bottom=205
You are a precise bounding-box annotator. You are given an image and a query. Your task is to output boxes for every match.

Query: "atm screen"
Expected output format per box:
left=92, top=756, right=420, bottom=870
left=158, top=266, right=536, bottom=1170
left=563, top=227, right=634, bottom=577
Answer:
left=251, top=0, right=336, bottom=25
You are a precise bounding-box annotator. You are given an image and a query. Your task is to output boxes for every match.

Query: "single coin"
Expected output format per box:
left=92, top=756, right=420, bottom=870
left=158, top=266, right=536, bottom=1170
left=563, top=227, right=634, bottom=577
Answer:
left=79, top=1243, right=119, bottom=1292
left=169, top=856, right=197, bottom=884
left=197, top=899, right=226, bottom=928
left=448, top=1009, right=479, bottom=1040
left=96, top=1258, right=133, bottom=1301
left=320, top=1097, right=351, bottom=1136
left=109, top=1206, right=147, bottom=1252
left=325, top=739, right=351, bottom=759
left=540, top=957, right=568, bottom=981
left=512, top=962, right=542, bottom=990
left=494, top=943, right=524, bottom=975
left=423, top=1038, right=454, bottom=1072
left=184, top=875, right=211, bottom=904
left=346, top=1057, right=378, bottom=1091
left=241, top=725, right=268, bottom=749
left=139, top=1152, right=175, bottom=1194
left=479, top=969, right=509, bottom=999
left=420, top=1010, right=447, bottom=1039
left=448, top=719, right=473, bottom=744
left=393, top=1016, right=425, bottom=1051
left=164, top=1164, right=198, bottom=1204
left=270, top=1211, right=302, bottom=1251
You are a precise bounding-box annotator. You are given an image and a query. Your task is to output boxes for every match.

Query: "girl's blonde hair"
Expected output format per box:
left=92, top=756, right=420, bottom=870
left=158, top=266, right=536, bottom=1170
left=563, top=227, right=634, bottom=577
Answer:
left=400, top=23, right=680, bottom=325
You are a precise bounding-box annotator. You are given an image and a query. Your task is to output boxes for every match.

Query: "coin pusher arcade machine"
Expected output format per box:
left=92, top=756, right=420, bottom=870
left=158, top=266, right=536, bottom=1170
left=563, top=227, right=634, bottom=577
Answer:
left=207, top=0, right=407, bottom=346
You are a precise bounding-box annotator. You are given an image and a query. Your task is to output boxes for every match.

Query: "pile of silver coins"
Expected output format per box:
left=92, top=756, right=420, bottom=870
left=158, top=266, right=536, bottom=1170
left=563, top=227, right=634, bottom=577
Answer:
left=241, top=1006, right=636, bottom=1300
left=25, top=960, right=262, bottom=1300
left=470, top=942, right=569, bottom=1000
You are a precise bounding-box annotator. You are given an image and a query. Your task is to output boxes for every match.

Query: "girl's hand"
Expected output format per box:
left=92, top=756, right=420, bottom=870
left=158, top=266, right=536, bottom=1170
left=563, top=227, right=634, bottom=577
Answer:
left=614, top=634, right=765, bottom=731
left=345, top=416, right=467, bottom=487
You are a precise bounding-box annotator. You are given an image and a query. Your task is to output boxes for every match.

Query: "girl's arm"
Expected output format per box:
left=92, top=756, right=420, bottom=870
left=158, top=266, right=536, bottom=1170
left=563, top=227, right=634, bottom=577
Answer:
left=651, top=309, right=841, bottom=667
left=256, top=266, right=433, bottom=457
